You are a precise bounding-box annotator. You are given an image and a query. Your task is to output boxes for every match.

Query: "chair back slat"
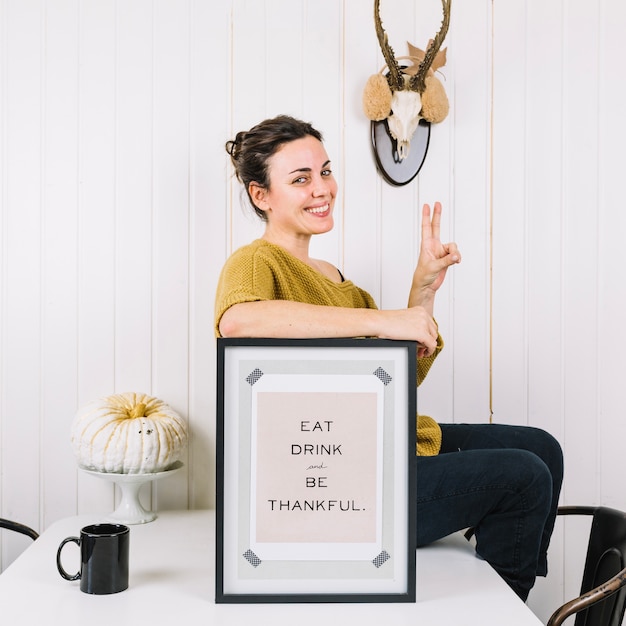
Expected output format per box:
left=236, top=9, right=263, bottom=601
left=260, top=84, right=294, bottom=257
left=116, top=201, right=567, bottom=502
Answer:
left=575, top=507, right=626, bottom=626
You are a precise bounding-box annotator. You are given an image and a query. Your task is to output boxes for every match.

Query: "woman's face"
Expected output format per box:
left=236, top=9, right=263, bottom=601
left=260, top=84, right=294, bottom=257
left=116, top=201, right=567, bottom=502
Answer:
left=251, top=135, right=337, bottom=240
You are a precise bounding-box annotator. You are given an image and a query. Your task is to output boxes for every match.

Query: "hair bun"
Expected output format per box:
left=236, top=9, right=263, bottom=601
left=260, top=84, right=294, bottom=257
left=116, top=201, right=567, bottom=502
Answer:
left=225, top=131, right=247, bottom=161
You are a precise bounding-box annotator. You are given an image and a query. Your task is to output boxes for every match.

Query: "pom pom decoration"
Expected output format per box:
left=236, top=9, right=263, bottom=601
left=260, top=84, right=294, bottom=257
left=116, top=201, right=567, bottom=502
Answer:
left=362, top=73, right=393, bottom=121
left=420, top=74, right=449, bottom=124
left=71, top=392, right=188, bottom=474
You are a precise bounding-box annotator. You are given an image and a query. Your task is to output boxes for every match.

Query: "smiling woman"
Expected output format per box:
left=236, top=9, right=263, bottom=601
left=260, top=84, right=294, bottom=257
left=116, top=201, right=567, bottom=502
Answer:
left=214, top=114, right=563, bottom=603
left=217, top=115, right=444, bottom=347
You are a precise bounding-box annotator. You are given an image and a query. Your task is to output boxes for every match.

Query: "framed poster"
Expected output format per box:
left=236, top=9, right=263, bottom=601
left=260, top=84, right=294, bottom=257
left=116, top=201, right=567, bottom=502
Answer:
left=215, top=338, right=417, bottom=603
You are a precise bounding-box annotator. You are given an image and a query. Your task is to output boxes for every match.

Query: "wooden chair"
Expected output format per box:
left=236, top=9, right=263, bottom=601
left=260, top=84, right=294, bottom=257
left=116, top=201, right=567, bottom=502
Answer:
left=547, top=506, right=626, bottom=626
left=0, top=518, right=39, bottom=541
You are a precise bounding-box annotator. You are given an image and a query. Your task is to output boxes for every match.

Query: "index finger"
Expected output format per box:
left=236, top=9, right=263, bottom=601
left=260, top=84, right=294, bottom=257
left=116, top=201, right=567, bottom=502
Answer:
left=421, top=203, right=433, bottom=240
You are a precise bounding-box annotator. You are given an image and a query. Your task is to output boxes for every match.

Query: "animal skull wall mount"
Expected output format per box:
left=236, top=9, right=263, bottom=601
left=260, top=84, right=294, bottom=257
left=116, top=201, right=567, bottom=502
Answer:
left=363, top=0, right=451, bottom=186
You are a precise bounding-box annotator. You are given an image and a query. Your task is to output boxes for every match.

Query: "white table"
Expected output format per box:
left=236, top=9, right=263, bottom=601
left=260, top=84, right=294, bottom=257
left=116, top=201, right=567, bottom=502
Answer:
left=0, top=510, right=542, bottom=625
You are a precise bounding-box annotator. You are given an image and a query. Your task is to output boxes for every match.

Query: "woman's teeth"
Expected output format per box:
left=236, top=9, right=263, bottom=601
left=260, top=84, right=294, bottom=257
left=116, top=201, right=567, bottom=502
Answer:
left=306, top=204, right=329, bottom=214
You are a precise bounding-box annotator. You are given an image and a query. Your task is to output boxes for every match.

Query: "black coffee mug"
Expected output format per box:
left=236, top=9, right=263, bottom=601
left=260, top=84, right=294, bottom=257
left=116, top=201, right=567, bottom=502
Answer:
left=56, top=523, right=129, bottom=594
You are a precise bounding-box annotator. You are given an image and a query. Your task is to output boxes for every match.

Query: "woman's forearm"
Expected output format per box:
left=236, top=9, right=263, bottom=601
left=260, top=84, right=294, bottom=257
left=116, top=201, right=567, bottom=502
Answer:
left=218, top=300, right=439, bottom=354
left=407, top=278, right=436, bottom=317
left=219, top=301, right=382, bottom=339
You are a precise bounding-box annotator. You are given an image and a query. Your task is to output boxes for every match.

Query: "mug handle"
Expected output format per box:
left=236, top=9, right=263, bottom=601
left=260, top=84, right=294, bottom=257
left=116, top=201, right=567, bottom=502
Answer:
left=56, top=536, right=81, bottom=581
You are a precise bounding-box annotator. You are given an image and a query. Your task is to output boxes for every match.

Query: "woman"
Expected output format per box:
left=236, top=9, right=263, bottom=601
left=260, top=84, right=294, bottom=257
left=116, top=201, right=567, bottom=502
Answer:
left=215, top=114, right=563, bottom=601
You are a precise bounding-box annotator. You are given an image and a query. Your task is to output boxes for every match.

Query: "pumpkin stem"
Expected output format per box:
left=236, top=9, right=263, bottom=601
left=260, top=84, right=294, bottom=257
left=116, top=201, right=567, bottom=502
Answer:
left=129, top=403, right=147, bottom=418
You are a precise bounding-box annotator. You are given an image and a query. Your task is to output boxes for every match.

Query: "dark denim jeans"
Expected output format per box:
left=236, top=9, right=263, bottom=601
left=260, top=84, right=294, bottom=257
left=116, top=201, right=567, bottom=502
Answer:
left=415, top=423, right=563, bottom=601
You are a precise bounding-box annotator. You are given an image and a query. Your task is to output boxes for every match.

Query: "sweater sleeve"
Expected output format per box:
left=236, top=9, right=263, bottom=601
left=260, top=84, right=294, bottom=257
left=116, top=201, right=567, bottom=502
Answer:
left=214, top=247, right=277, bottom=337
left=417, top=332, right=444, bottom=386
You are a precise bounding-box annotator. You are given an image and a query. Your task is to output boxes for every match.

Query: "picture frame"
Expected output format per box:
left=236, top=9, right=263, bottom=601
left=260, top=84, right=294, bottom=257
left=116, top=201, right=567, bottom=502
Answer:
left=215, top=337, right=417, bottom=603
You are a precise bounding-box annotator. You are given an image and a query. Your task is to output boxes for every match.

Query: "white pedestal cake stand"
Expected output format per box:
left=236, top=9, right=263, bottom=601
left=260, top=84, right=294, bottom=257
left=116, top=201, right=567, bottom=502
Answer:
left=80, top=461, right=183, bottom=524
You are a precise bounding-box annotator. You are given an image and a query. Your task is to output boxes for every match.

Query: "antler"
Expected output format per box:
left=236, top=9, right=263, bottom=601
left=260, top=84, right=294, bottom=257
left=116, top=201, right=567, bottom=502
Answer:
left=409, top=0, right=451, bottom=93
left=374, top=0, right=404, bottom=92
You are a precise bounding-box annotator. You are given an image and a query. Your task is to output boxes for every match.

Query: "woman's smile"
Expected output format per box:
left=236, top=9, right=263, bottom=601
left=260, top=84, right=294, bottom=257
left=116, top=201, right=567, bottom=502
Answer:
left=305, top=203, right=331, bottom=216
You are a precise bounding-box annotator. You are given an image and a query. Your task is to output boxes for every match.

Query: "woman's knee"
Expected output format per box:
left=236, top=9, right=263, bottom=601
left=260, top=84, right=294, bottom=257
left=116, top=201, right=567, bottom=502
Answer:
left=511, top=449, right=553, bottom=513
left=518, top=426, right=564, bottom=485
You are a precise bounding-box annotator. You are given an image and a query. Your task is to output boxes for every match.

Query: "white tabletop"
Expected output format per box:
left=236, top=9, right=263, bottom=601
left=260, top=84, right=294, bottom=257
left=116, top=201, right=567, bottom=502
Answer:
left=0, top=509, right=542, bottom=625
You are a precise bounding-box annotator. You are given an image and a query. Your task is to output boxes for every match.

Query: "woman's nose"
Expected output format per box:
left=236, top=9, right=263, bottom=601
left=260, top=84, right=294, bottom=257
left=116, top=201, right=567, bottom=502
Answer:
left=312, top=176, right=332, bottom=196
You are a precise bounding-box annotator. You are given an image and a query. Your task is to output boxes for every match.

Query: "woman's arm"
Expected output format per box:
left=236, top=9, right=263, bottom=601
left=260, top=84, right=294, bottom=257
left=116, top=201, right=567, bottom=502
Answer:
left=217, top=203, right=458, bottom=357
left=408, top=202, right=461, bottom=317
left=219, top=300, right=440, bottom=356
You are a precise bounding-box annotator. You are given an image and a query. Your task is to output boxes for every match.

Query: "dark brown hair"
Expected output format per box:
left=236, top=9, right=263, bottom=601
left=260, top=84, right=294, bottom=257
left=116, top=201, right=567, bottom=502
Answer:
left=225, top=115, right=324, bottom=220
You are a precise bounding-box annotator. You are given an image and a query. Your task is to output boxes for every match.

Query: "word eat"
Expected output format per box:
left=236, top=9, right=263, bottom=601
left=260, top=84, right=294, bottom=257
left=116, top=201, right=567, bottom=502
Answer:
left=300, top=420, right=333, bottom=432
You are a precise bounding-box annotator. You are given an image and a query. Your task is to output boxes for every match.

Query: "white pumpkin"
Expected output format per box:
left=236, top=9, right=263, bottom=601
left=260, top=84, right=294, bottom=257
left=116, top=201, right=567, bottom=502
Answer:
left=71, top=392, right=188, bottom=474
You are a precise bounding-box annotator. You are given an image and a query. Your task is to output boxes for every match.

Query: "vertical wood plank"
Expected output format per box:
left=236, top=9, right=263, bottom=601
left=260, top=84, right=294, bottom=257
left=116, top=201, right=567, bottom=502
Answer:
left=40, top=0, right=80, bottom=526
left=1, top=0, right=44, bottom=568
left=411, top=0, right=456, bottom=423
left=560, top=0, right=600, bottom=506
left=597, top=0, right=626, bottom=512
left=342, top=0, right=382, bottom=302
left=303, top=0, right=343, bottom=269
left=447, top=0, right=491, bottom=423
left=108, top=0, right=155, bottom=514
left=188, top=0, right=231, bottom=509
left=523, top=0, right=565, bottom=444
left=265, top=0, right=303, bottom=117
left=229, top=0, right=267, bottom=253
left=491, top=0, right=529, bottom=427
left=76, top=0, right=117, bottom=514
left=114, top=0, right=154, bottom=395
left=151, top=0, right=190, bottom=510
left=375, top=0, right=418, bottom=313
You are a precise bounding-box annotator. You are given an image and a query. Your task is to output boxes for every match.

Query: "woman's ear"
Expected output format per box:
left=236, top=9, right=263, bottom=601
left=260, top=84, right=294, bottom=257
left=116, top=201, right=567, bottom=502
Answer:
left=249, top=182, right=269, bottom=212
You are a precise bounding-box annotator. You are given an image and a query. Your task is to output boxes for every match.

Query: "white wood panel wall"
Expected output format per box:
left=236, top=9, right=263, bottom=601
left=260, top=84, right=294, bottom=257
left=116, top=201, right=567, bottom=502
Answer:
left=2, top=0, right=625, bottom=621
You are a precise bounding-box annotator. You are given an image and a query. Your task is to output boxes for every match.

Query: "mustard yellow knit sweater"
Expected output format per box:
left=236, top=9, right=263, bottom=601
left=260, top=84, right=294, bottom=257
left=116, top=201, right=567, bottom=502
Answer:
left=214, top=239, right=444, bottom=456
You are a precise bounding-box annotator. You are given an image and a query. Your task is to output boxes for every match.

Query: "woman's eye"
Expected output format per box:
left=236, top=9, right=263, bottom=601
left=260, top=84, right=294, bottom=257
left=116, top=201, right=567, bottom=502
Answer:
left=322, top=169, right=332, bottom=177
left=292, top=176, right=307, bottom=184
